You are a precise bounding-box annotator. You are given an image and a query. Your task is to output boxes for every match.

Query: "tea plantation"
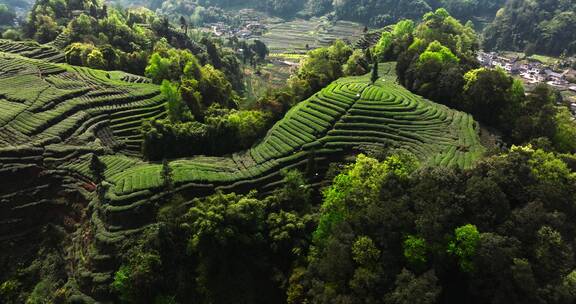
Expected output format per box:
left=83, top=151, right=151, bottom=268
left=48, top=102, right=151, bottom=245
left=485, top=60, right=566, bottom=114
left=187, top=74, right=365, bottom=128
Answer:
left=0, top=52, right=484, bottom=292
left=102, top=64, right=484, bottom=199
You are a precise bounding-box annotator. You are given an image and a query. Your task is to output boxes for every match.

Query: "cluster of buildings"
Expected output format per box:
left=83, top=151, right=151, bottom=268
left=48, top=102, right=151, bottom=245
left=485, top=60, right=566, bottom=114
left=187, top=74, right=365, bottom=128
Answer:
left=478, top=51, right=576, bottom=116
left=477, top=51, right=575, bottom=88
left=208, top=21, right=266, bottom=39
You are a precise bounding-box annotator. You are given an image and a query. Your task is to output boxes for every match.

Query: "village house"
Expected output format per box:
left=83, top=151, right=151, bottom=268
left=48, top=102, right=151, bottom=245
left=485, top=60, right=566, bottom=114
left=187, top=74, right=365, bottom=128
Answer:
left=477, top=51, right=575, bottom=86
left=236, top=29, right=252, bottom=39
left=545, top=69, right=569, bottom=86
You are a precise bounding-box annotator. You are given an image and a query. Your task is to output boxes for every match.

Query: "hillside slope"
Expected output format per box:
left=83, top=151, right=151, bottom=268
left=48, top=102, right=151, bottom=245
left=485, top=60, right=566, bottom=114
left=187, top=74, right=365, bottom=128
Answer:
left=0, top=52, right=484, bottom=300
left=100, top=64, right=484, bottom=198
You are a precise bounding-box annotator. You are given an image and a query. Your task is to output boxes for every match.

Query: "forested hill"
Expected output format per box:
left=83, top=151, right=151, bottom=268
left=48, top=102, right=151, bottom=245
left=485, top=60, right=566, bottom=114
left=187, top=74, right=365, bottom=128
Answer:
left=305, top=0, right=505, bottom=26
left=483, top=0, right=576, bottom=56
left=121, top=0, right=504, bottom=27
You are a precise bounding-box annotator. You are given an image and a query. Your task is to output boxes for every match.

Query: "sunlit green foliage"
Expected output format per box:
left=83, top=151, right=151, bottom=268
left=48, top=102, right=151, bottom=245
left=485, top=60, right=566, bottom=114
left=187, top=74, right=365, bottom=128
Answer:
left=526, top=147, right=575, bottom=185
left=553, top=108, right=576, bottom=153
left=197, top=64, right=234, bottom=108
left=403, top=235, right=428, bottom=267
left=447, top=224, right=480, bottom=272
left=374, top=20, right=415, bottom=61
left=418, top=40, right=459, bottom=64
left=314, top=154, right=418, bottom=244
left=414, top=8, right=478, bottom=58
left=392, top=9, right=478, bottom=105
left=374, top=32, right=393, bottom=60
left=297, top=40, right=352, bottom=91
left=295, top=145, right=576, bottom=303
left=343, top=49, right=369, bottom=76
left=161, top=80, right=191, bottom=123
left=225, top=109, right=270, bottom=148
left=145, top=44, right=200, bottom=83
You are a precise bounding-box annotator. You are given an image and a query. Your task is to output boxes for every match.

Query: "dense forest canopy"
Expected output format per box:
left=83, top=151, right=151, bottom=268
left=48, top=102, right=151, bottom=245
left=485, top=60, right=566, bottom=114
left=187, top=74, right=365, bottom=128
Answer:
left=484, top=0, right=576, bottom=56
left=101, top=146, right=576, bottom=304
left=134, top=0, right=505, bottom=26
left=145, top=0, right=575, bottom=56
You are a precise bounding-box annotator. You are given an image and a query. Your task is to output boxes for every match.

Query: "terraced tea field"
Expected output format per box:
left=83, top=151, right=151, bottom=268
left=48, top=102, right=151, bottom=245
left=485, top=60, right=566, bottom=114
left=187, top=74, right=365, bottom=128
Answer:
left=0, top=39, right=65, bottom=62
left=0, top=51, right=166, bottom=242
left=0, top=52, right=485, bottom=298
left=0, top=54, right=485, bottom=228
left=107, top=66, right=482, bottom=195
left=257, top=17, right=365, bottom=53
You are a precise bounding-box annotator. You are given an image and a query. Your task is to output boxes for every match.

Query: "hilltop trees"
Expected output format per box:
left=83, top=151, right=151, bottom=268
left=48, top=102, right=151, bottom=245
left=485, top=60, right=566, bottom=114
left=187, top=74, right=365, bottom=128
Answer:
left=297, top=40, right=353, bottom=92
left=161, top=80, right=191, bottom=123
left=370, top=9, right=575, bottom=152
left=461, top=68, right=523, bottom=130
left=389, top=9, right=478, bottom=105
left=145, top=44, right=202, bottom=83
left=33, top=14, right=60, bottom=43
left=373, top=20, right=415, bottom=62
left=141, top=40, right=273, bottom=160
left=343, top=49, right=370, bottom=76
left=144, top=39, right=239, bottom=120
left=24, top=0, right=228, bottom=75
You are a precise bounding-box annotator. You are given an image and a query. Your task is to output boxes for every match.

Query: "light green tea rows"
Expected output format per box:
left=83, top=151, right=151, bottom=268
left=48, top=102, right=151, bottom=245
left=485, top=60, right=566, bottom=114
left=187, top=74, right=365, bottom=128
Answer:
left=0, top=53, right=165, bottom=151
left=107, top=66, right=484, bottom=199
left=0, top=55, right=485, bottom=234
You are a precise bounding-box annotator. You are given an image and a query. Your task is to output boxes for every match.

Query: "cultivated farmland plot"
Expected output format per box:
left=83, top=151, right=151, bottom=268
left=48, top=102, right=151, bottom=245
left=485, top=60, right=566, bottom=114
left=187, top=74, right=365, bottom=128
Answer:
left=257, top=17, right=365, bottom=53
